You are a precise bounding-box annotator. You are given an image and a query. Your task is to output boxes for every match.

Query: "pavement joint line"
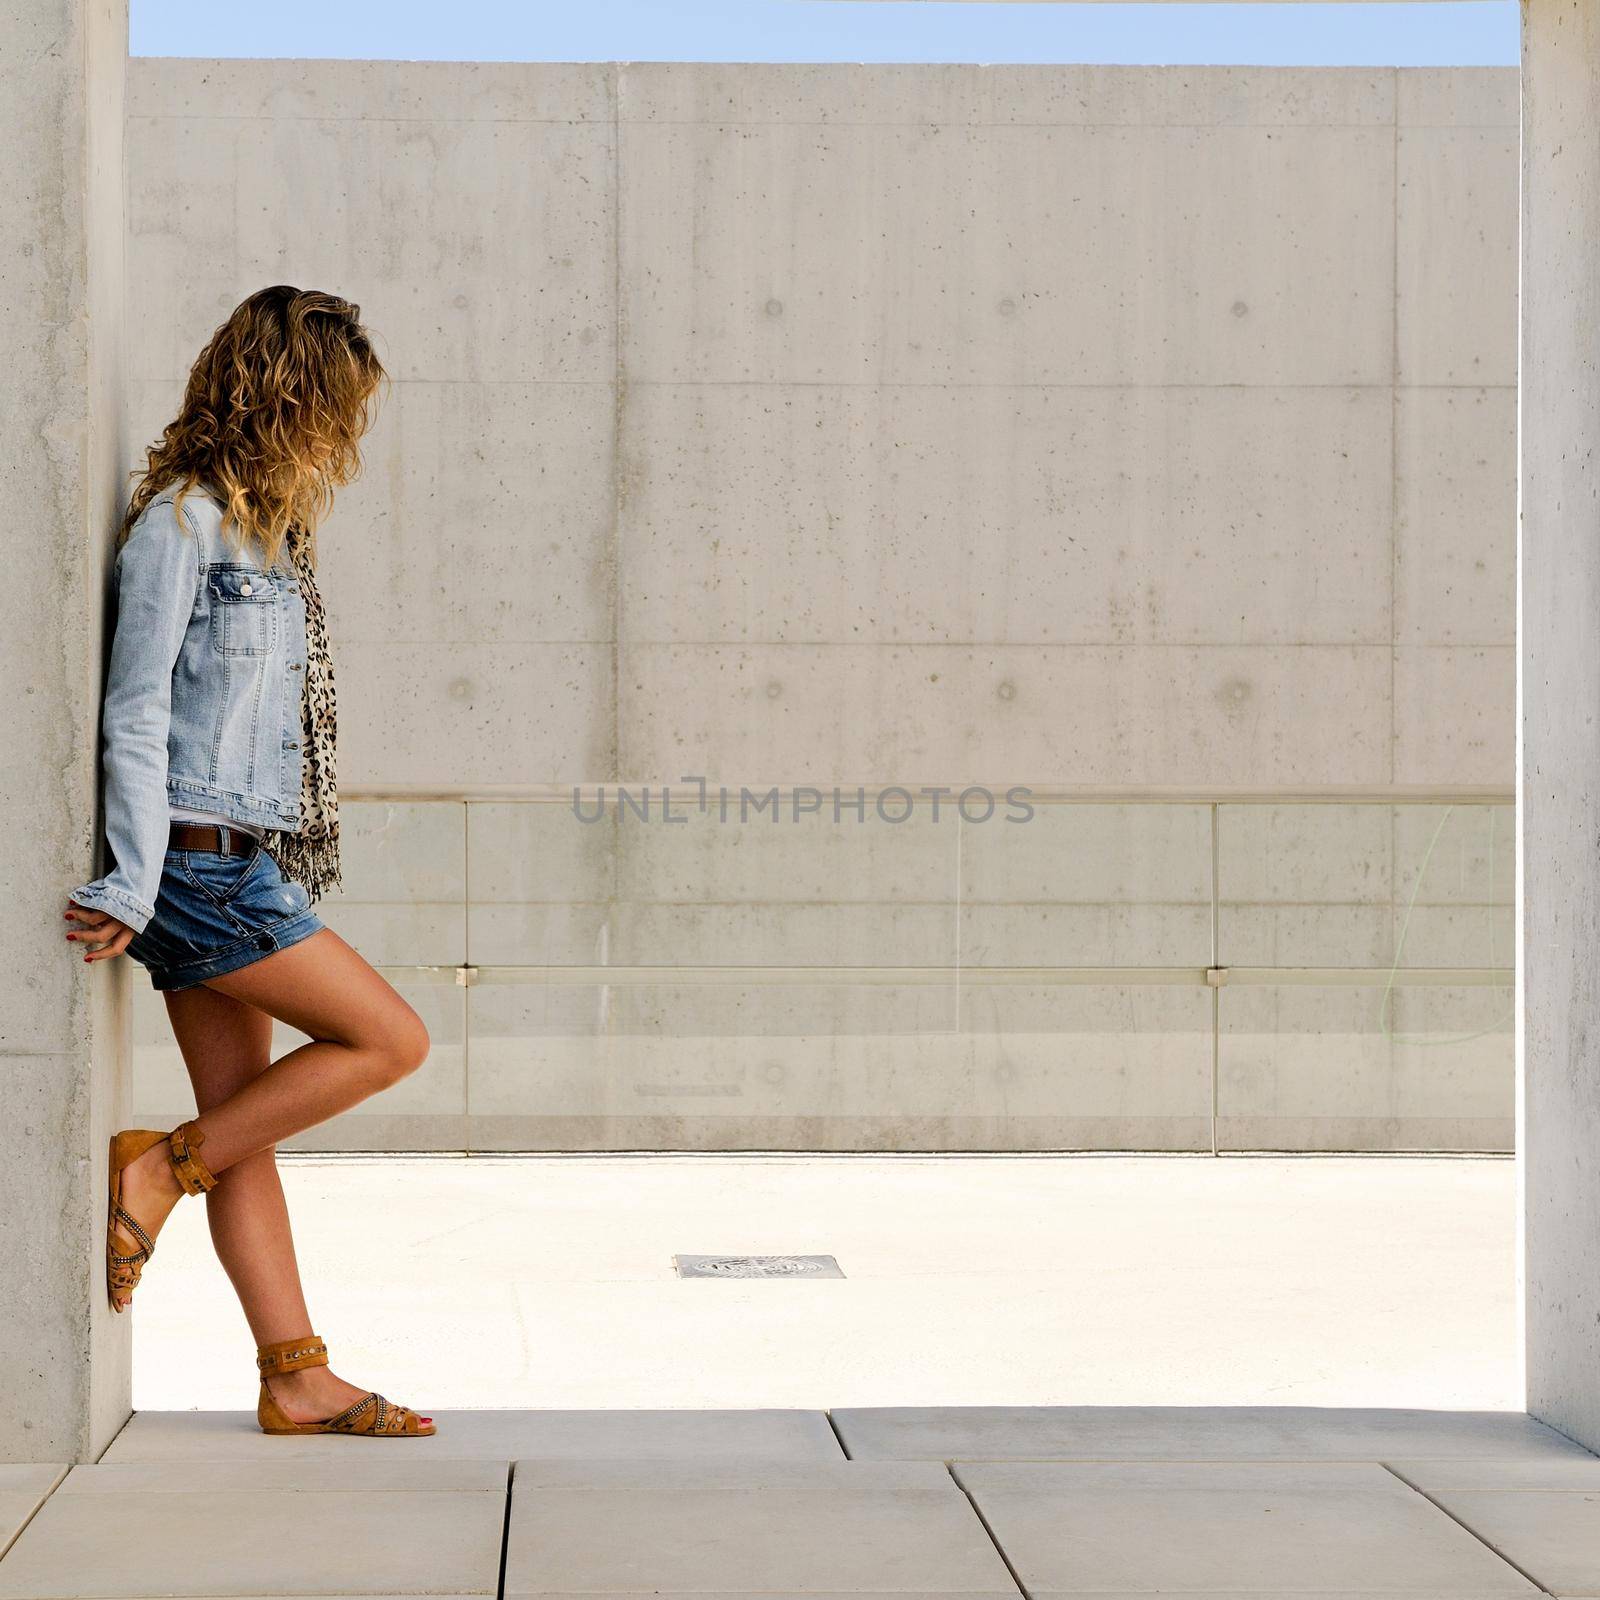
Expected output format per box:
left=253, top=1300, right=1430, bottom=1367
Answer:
left=1379, top=1460, right=1555, bottom=1596
left=826, top=1410, right=853, bottom=1460
left=0, top=1466, right=68, bottom=1565
left=95, top=1410, right=136, bottom=1463
left=945, top=1460, right=1031, bottom=1600
left=496, top=1458, right=515, bottom=1600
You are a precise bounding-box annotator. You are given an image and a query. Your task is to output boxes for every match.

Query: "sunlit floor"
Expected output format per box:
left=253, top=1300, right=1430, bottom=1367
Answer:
left=129, top=1152, right=1519, bottom=1413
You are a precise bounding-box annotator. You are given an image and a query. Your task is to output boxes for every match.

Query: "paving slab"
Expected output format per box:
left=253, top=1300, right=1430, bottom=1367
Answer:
left=1424, top=1485, right=1600, bottom=1597
left=0, top=1465, right=65, bottom=1555
left=952, top=1461, right=1538, bottom=1597
left=513, top=1460, right=948, bottom=1490
left=58, top=1459, right=505, bottom=1493
left=834, top=1406, right=1590, bottom=1462
left=102, top=1407, right=843, bottom=1463
left=503, top=1458, right=1017, bottom=1597
left=0, top=1462, right=505, bottom=1599
left=1389, top=1458, right=1600, bottom=1491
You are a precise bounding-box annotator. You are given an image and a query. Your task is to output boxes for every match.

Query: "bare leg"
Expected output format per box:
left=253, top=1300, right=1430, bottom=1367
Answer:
left=154, top=982, right=392, bottom=1422
left=163, top=984, right=298, bottom=1335
left=122, top=925, right=427, bottom=1220
left=116, top=929, right=430, bottom=1424
left=189, top=927, right=430, bottom=1171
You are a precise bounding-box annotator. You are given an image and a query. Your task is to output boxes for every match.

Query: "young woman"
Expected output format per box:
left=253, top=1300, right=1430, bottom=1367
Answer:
left=66, top=286, right=435, bottom=1439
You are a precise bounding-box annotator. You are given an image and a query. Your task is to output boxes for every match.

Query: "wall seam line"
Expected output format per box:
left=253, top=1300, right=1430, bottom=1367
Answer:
left=611, top=59, right=624, bottom=788
left=1390, top=67, right=1401, bottom=792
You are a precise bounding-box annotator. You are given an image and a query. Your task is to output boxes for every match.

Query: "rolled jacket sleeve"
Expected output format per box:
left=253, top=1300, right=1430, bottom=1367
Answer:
left=68, top=500, right=200, bottom=935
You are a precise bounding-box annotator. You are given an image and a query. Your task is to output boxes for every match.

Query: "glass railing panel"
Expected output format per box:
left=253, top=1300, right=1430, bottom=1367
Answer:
left=1217, top=802, right=1513, bottom=972
left=466, top=794, right=960, bottom=970
left=958, top=802, right=1213, bottom=968
left=464, top=974, right=1212, bottom=1152
left=314, top=800, right=467, bottom=966
left=466, top=800, right=617, bottom=966
left=1390, top=803, right=1514, bottom=969
left=611, top=797, right=957, bottom=969
left=1217, top=980, right=1513, bottom=1152
left=1217, top=803, right=1396, bottom=968
left=124, top=792, right=1516, bottom=1155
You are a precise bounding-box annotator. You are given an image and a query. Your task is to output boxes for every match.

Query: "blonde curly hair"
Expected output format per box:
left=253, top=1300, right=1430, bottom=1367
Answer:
left=122, top=285, right=386, bottom=566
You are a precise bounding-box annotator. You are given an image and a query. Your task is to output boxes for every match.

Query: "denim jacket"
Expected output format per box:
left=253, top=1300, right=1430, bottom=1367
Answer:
left=69, top=488, right=307, bottom=933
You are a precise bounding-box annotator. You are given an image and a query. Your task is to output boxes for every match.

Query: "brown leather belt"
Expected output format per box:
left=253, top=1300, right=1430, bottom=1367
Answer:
left=168, top=821, right=258, bottom=856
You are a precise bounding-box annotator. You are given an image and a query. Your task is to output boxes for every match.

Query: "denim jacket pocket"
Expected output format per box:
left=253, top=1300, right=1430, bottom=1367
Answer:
left=208, top=566, right=280, bottom=657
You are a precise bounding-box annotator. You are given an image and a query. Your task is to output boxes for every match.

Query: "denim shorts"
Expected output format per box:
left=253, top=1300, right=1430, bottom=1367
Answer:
left=126, top=843, right=324, bottom=991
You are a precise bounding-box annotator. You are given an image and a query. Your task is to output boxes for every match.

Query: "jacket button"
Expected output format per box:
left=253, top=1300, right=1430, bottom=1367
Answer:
left=289, top=662, right=303, bottom=672
left=240, top=583, right=253, bottom=596
left=284, top=740, right=299, bottom=751
left=255, top=934, right=274, bottom=952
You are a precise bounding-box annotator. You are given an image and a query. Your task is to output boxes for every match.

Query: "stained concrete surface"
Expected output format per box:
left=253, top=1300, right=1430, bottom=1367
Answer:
left=2, top=0, right=130, bottom=1464
left=1520, top=0, right=1600, bottom=1461
left=124, top=59, right=1517, bottom=796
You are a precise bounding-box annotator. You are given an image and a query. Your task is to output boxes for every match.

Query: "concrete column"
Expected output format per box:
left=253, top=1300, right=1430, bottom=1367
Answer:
left=0, top=0, right=128, bottom=1461
left=1521, top=0, right=1600, bottom=1452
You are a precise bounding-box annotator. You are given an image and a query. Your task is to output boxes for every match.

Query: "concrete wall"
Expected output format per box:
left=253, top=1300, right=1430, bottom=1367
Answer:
left=1, top=0, right=128, bottom=1461
left=1520, top=0, right=1600, bottom=1457
left=124, top=61, right=1518, bottom=1153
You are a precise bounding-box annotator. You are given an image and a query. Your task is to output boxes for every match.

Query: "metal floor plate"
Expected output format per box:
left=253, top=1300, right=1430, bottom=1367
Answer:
left=674, top=1254, right=845, bottom=1279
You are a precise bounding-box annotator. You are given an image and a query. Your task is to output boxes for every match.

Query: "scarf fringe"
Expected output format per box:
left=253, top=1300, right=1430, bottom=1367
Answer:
left=265, top=824, right=342, bottom=902
left=268, top=523, right=342, bottom=904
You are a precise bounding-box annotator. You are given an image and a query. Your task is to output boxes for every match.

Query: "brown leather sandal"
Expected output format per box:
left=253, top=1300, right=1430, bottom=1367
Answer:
left=106, top=1121, right=218, bottom=1312
left=257, top=1336, right=436, bottom=1437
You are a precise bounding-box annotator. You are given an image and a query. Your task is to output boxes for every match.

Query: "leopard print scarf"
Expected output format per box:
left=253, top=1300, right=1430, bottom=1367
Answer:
left=265, top=525, right=342, bottom=900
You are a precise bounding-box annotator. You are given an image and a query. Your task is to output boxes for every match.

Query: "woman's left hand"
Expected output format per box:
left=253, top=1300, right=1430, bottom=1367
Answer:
left=65, top=901, right=135, bottom=962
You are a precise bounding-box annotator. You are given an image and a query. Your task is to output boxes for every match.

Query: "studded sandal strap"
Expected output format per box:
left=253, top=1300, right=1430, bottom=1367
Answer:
left=111, top=1204, right=154, bottom=1260
left=256, top=1336, right=330, bottom=1375
left=167, top=1121, right=218, bottom=1196
left=107, top=1260, right=147, bottom=1292
left=324, top=1392, right=377, bottom=1432
left=321, top=1391, right=425, bottom=1435
left=106, top=1204, right=155, bottom=1290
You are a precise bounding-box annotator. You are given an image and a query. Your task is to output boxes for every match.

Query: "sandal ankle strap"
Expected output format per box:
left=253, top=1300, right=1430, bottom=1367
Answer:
left=257, top=1336, right=329, bottom=1375
left=167, top=1121, right=218, bottom=1196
